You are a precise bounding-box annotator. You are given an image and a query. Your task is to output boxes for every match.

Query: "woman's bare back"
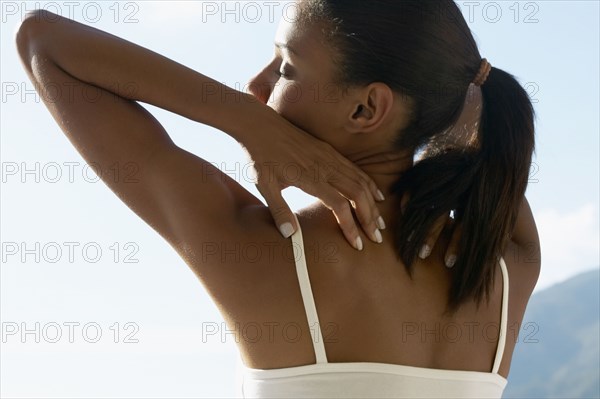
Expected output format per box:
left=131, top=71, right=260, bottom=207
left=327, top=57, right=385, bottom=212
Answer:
left=203, top=202, right=539, bottom=381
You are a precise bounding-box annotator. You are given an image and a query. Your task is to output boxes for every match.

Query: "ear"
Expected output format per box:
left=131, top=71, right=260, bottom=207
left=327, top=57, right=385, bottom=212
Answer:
left=345, top=83, right=395, bottom=134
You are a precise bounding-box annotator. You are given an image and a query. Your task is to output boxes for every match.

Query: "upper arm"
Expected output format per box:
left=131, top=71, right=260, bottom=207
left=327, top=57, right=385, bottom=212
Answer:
left=508, top=196, right=541, bottom=294
left=146, top=145, right=264, bottom=244
left=16, top=17, right=263, bottom=250
left=510, top=197, right=540, bottom=251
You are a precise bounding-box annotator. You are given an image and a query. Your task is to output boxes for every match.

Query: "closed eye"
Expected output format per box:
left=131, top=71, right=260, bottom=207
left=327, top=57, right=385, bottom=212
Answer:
left=275, top=64, right=294, bottom=80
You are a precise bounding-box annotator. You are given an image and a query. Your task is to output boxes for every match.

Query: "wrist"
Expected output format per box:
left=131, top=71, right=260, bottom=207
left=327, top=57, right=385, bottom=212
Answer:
left=221, top=93, right=274, bottom=151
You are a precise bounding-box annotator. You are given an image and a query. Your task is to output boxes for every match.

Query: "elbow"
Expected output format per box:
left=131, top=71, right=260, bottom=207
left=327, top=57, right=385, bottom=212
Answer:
left=15, top=11, right=39, bottom=64
left=16, top=10, right=42, bottom=43
left=15, top=9, right=55, bottom=63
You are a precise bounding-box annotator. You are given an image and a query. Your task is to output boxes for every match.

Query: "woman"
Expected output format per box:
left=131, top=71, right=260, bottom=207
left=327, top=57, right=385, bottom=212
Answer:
left=16, top=1, right=541, bottom=397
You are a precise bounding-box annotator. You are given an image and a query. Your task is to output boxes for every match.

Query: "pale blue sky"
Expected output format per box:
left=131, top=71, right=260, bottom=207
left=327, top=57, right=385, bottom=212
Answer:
left=1, top=1, right=598, bottom=398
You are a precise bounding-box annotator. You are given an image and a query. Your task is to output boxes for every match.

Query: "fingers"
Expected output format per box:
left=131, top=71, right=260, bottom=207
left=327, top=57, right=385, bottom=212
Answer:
left=354, top=167, right=386, bottom=202
left=322, top=145, right=385, bottom=203
left=445, top=218, right=462, bottom=268
left=296, top=178, right=365, bottom=251
left=255, top=183, right=297, bottom=238
left=256, top=148, right=385, bottom=250
left=328, top=163, right=386, bottom=243
left=332, top=199, right=365, bottom=251
left=418, top=212, right=449, bottom=259
left=327, top=173, right=384, bottom=245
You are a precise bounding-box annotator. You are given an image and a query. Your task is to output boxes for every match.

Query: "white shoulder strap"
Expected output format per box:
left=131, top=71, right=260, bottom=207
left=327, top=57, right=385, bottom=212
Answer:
left=492, top=256, right=509, bottom=374
left=290, top=212, right=328, bottom=364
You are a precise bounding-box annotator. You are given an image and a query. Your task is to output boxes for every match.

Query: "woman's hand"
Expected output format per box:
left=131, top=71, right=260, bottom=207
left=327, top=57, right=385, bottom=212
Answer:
left=422, top=210, right=461, bottom=268
left=401, top=191, right=460, bottom=268
left=16, top=9, right=383, bottom=252
left=242, top=102, right=386, bottom=251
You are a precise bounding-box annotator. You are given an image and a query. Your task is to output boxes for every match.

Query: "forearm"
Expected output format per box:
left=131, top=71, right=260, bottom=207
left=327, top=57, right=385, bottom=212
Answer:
left=17, top=9, right=262, bottom=146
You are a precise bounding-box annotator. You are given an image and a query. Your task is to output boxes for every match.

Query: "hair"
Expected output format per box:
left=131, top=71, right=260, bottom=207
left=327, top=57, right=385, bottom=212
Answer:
left=297, top=0, right=536, bottom=316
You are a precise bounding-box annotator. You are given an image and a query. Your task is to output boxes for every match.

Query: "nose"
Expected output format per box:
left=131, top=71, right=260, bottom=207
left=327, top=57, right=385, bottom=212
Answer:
left=247, top=63, right=278, bottom=105
left=247, top=78, right=268, bottom=104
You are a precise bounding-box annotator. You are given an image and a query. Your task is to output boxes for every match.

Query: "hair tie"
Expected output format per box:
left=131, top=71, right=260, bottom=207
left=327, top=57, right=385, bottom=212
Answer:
left=472, top=58, right=492, bottom=86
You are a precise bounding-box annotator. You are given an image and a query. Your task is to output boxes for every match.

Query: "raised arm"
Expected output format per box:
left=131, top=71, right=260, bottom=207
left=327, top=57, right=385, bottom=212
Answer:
left=15, top=9, right=261, bottom=244
left=15, top=9, right=386, bottom=253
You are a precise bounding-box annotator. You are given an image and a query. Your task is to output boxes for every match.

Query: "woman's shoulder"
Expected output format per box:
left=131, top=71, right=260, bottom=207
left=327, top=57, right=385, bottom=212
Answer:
left=502, top=239, right=541, bottom=307
left=500, top=196, right=541, bottom=306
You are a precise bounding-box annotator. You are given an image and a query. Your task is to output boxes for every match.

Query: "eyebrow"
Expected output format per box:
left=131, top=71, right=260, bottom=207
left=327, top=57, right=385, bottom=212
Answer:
left=274, top=42, right=300, bottom=57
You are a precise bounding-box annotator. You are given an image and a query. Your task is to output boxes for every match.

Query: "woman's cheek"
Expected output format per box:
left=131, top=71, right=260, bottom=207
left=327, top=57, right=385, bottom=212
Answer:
left=266, top=81, right=331, bottom=141
left=268, top=81, right=299, bottom=109
left=268, top=81, right=304, bottom=119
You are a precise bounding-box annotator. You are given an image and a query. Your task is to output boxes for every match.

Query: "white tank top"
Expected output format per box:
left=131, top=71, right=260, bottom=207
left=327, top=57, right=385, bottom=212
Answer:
left=238, top=212, right=509, bottom=398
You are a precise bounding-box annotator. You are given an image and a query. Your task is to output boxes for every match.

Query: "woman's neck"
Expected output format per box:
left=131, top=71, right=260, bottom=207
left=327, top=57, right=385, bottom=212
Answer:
left=348, top=149, right=414, bottom=200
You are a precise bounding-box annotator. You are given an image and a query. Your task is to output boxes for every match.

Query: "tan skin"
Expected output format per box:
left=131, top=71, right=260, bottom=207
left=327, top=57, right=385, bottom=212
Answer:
left=16, top=8, right=540, bottom=380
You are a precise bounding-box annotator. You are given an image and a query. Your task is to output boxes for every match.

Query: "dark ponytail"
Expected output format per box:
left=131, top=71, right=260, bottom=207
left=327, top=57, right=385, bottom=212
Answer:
left=297, top=0, right=536, bottom=315
left=391, top=67, right=536, bottom=315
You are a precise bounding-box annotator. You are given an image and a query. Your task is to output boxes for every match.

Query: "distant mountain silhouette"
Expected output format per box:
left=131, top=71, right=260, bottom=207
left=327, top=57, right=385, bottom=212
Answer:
left=503, top=268, right=600, bottom=398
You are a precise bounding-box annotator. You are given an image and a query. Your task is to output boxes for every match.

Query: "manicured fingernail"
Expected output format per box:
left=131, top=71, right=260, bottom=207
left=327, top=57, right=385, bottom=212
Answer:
left=376, top=190, right=386, bottom=201
left=374, top=229, right=383, bottom=243
left=279, top=223, right=294, bottom=238
left=445, top=255, right=457, bottom=268
left=376, top=216, right=386, bottom=230
left=419, top=244, right=431, bottom=259
left=355, top=236, right=363, bottom=251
